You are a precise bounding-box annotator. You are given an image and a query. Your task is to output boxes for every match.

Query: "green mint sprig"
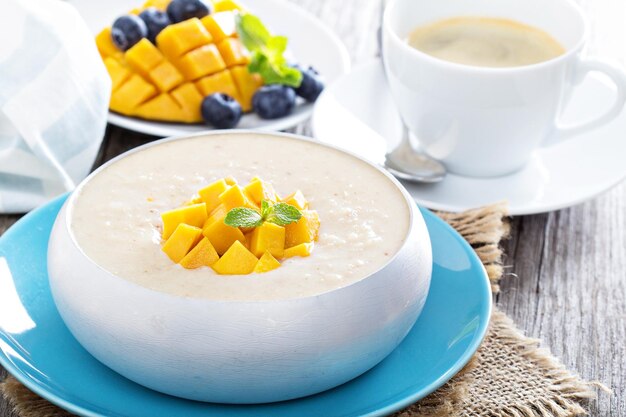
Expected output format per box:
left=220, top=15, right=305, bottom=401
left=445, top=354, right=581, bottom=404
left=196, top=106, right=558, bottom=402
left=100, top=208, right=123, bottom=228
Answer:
left=224, top=200, right=302, bottom=228
left=235, top=13, right=303, bottom=87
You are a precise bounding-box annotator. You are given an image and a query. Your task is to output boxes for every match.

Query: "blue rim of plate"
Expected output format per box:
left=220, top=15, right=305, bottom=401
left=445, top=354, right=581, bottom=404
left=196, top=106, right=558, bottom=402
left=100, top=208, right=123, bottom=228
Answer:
left=0, top=194, right=492, bottom=417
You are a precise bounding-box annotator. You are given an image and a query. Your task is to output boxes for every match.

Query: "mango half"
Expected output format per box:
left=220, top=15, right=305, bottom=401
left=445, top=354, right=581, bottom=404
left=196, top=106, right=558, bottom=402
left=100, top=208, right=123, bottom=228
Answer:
left=96, top=4, right=263, bottom=123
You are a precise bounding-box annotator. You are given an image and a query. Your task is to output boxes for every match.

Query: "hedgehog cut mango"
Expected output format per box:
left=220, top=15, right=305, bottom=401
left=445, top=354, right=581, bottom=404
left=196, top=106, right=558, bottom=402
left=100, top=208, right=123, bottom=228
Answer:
left=97, top=10, right=263, bottom=123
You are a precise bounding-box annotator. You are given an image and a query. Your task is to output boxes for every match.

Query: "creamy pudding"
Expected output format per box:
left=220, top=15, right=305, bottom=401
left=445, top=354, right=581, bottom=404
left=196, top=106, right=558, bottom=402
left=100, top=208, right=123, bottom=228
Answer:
left=70, top=133, right=411, bottom=301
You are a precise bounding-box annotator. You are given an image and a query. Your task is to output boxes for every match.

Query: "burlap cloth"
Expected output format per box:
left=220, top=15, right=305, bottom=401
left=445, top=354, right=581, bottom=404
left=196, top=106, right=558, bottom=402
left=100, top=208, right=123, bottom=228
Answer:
left=0, top=203, right=603, bottom=417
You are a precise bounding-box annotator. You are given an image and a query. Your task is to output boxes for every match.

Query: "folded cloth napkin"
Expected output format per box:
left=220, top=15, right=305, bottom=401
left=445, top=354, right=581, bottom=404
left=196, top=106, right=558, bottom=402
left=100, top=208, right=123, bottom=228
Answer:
left=0, top=0, right=111, bottom=213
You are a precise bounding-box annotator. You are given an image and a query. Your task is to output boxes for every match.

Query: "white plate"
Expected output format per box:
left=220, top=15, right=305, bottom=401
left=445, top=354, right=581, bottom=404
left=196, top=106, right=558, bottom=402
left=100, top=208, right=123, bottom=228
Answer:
left=68, top=0, right=350, bottom=137
left=312, top=60, right=626, bottom=215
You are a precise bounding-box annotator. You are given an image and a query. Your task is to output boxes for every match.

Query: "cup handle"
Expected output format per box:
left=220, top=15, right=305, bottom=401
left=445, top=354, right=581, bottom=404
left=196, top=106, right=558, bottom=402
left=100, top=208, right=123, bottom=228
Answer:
left=545, top=58, right=626, bottom=146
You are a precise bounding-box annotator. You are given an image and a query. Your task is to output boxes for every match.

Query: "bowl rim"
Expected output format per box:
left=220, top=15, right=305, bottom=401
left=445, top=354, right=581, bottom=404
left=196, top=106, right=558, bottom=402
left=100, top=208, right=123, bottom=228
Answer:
left=61, top=129, right=425, bottom=304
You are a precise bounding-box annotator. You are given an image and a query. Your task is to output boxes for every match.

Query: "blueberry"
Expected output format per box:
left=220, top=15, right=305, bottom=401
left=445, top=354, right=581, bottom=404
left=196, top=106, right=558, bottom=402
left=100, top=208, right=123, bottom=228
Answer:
left=111, top=15, right=148, bottom=51
left=294, top=65, right=324, bottom=102
left=252, top=85, right=296, bottom=119
left=201, top=94, right=242, bottom=129
left=138, top=8, right=170, bottom=43
left=166, top=0, right=212, bottom=23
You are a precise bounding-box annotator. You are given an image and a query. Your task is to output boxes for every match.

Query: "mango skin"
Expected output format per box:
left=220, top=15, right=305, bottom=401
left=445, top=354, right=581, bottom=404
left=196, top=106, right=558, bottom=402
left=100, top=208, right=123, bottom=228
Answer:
left=211, top=241, right=258, bottom=275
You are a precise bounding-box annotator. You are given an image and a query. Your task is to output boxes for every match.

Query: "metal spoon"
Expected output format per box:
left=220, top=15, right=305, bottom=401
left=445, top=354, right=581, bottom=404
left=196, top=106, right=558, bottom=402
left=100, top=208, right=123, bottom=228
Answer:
left=384, top=122, right=447, bottom=183
left=377, top=15, right=446, bottom=183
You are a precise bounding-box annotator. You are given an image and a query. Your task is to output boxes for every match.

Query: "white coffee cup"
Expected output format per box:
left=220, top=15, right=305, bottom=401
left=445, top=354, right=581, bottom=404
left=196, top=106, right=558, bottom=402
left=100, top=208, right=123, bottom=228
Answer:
left=382, top=0, right=626, bottom=177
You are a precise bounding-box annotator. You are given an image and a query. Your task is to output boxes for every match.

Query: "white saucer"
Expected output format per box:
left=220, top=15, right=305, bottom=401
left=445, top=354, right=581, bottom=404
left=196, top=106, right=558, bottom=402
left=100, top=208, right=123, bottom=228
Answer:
left=68, top=0, right=350, bottom=137
left=312, top=60, right=626, bottom=215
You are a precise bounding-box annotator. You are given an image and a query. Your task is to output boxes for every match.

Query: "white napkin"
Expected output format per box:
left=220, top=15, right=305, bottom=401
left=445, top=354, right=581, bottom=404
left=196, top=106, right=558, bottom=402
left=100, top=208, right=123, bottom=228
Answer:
left=0, top=0, right=111, bottom=213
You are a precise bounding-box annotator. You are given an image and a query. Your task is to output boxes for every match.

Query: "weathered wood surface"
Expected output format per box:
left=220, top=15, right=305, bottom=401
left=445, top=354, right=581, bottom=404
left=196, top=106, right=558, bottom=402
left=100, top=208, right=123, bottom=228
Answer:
left=1, top=0, right=625, bottom=416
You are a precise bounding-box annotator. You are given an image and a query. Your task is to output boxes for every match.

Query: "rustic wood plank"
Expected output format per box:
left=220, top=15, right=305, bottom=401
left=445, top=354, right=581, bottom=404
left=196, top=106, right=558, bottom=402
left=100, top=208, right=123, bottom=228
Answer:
left=499, top=181, right=626, bottom=417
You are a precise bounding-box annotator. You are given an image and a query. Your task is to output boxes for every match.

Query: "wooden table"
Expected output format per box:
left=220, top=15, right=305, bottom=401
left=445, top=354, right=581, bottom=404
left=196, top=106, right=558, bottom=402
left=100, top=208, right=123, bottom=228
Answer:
left=1, top=0, right=625, bottom=416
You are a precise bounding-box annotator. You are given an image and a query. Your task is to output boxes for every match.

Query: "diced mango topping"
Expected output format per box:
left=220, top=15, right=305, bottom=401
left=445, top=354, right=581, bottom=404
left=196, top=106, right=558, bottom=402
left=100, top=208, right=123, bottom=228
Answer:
left=249, top=222, right=285, bottom=258
left=285, top=210, right=320, bottom=248
left=282, top=190, right=308, bottom=210
left=162, top=223, right=203, bottom=263
left=218, top=185, right=257, bottom=210
left=180, top=237, right=219, bottom=269
left=211, top=241, right=258, bottom=275
left=159, top=177, right=320, bottom=275
left=283, top=243, right=314, bottom=259
left=202, top=207, right=246, bottom=255
left=198, top=179, right=229, bottom=214
left=254, top=251, right=281, bottom=273
left=161, top=202, right=207, bottom=239
left=244, top=178, right=277, bottom=205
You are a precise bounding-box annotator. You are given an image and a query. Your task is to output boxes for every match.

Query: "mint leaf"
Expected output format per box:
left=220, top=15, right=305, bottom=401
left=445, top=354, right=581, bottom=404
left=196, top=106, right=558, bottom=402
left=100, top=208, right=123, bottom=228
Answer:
left=224, top=208, right=263, bottom=228
left=261, top=200, right=272, bottom=218
left=266, top=202, right=302, bottom=226
left=225, top=201, right=302, bottom=228
left=267, top=36, right=287, bottom=56
left=235, top=13, right=270, bottom=51
left=235, top=12, right=303, bottom=87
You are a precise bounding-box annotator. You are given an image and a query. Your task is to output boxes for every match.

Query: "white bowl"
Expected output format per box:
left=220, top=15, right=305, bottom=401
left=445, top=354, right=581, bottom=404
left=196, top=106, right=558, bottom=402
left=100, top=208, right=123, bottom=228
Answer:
left=47, top=131, right=432, bottom=404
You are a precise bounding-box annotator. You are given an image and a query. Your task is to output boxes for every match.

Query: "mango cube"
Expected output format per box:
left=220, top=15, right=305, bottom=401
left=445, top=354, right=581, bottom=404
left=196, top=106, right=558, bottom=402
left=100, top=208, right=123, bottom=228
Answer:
left=180, top=237, right=219, bottom=269
left=254, top=251, right=281, bottom=273
left=283, top=243, right=314, bottom=258
left=135, top=94, right=187, bottom=122
left=156, top=18, right=212, bottom=58
left=217, top=38, right=249, bottom=67
left=95, top=27, right=120, bottom=58
left=110, top=74, right=157, bottom=115
left=198, top=179, right=229, bottom=214
left=249, top=222, right=285, bottom=258
left=282, top=190, right=308, bottom=210
left=218, top=185, right=257, bottom=210
left=211, top=241, right=258, bottom=275
left=244, top=178, right=278, bottom=205
left=195, top=70, right=240, bottom=102
left=224, top=176, right=238, bottom=185
left=103, top=58, right=131, bottom=91
left=213, top=0, right=245, bottom=12
left=174, top=44, right=226, bottom=80
left=162, top=223, right=203, bottom=263
left=148, top=61, right=184, bottom=92
left=230, top=65, right=264, bottom=112
left=171, top=83, right=204, bottom=122
left=161, top=202, right=208, bottom=239
left=202, top=209, right=246, bottom=255
left=285, top=210, right=320, bottom=248
left=125, top=39, right=164, bottom=77
left=201, top=12, right=237, bottom=43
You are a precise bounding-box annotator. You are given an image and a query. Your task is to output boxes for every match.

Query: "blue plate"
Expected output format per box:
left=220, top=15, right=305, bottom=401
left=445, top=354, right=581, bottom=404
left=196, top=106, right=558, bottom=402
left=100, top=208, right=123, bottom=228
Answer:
left=0, top=195, right=491, bottom=417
